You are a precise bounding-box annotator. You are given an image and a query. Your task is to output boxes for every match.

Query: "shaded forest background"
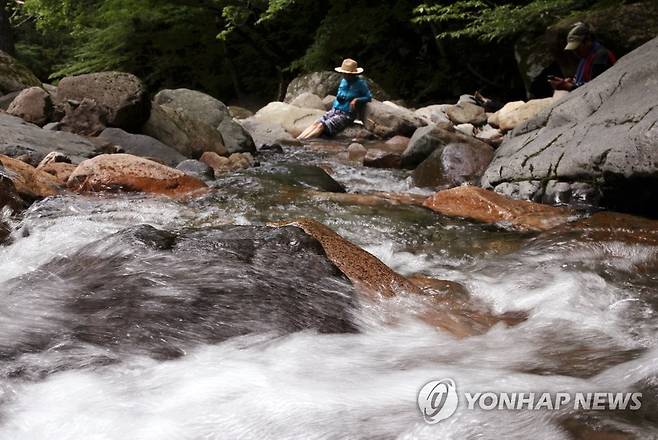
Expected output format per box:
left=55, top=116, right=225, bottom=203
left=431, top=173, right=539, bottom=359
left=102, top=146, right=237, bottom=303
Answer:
left=0, top=0, right=647, bottom=108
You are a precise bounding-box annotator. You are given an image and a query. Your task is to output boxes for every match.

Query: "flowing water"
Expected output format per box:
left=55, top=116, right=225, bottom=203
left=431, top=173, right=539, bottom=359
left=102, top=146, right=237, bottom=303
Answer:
left=0, top=144, right=657, bottom=439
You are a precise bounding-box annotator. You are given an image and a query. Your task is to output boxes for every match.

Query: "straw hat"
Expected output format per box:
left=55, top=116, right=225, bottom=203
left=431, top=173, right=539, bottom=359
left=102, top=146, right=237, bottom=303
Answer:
left=335, top=58, right=364, bottom=75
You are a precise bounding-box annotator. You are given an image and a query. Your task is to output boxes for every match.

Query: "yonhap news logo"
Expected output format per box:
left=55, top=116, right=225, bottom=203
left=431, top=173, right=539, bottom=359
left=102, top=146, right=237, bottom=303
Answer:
left=417, top=378, right=642, bottom=424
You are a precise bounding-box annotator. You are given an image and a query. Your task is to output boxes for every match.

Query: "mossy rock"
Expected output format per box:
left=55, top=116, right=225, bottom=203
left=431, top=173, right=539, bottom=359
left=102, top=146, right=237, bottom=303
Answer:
left=0, top=51, right=41, bottom=96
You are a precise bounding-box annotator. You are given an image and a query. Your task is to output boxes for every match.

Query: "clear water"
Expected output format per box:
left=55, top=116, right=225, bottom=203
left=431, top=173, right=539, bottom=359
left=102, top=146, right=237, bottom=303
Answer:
left=0, top=146, right=657, bottom=439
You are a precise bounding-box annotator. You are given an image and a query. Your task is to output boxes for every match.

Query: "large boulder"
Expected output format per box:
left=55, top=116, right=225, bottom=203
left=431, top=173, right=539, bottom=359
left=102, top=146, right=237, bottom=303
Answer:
left=515, top=0, right=658, bottom=98
left=154, top=89, right=255, bottom=154
left=364, top=100, right=426, bottom=138
left=488, top=97, right=556, bottom=131
left=0, top=51, right=41, bottom=95
left=98, top=128, right=187, bottom=167
left=252, top=102, right=324, bottom=138
left=0, top=114, right=101, bottom=163
left=67, top=154, right=208, bottom=196
left=239, top=116, right=298, bottom=148
left=445, top=102, right=487, bottom=126
left=0, top=154, right=61, bottom=200
left=290, top=92, right=325, bottom=110
left=7, top=87, right=53, bottom=126
left=55, top=72, right=148, bottom=131
left=143, top=104, right=227, bottom=158
left=412, top=139, right=494, bottom=189
left=482, top=37, right=658, bottom=217
left=401, top=124, right=483, bottom=169
left=423, top=186, right=574, bottom=232
left=414, top=104, right=451, bottom=125
left=284, top=71, right=390, bottom=103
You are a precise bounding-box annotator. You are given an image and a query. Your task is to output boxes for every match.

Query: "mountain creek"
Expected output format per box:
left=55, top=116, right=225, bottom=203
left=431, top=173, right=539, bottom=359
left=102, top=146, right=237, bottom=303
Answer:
left=0, top=139, right=657, bottom=439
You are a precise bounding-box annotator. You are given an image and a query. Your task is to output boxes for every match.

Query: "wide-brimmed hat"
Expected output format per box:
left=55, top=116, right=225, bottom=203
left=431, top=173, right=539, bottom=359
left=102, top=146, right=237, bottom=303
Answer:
left=335, top=58, right=364, bottom=74
left=565, top=22, right=591, bottom=50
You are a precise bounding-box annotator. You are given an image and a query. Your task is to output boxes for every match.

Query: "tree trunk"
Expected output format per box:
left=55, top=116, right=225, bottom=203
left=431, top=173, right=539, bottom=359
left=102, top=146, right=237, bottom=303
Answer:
left=0, top=0, right=15, bottom=56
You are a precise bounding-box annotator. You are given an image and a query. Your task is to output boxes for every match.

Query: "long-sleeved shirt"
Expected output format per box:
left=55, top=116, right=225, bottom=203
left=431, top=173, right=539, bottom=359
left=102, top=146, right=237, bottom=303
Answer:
left=333, top=77, right=372, bottom=114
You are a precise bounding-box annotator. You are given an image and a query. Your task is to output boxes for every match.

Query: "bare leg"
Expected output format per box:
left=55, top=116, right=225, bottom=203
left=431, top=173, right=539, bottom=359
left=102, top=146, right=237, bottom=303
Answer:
left=296, top=123, right=316, bottom=140
left=297, top=122, right=325, bottom=140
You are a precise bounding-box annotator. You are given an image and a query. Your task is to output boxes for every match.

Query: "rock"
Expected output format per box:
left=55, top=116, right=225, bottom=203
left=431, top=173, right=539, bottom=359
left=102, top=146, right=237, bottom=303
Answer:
left=67, top=154, right=208, bottom=196
left=0, top=91, right=20, bottom=110
left=284, top=71, right=390, bottom=103
left=0, top=167, right=24, bottom=212
left=414, top=104, right=452, bottom=125
left=55, top=72, right=148, bottom=131
left=239, top=116, right=299, bottom=148
left=252, top=102, right=324, bottom=138
left=37, top=162, right=77, bottom=185
left=0, top=51, right=41, bottom=95
left=0, top=154, right=61, bottom=200
left=264, top=164, right=346, bottom=193
left=347, top=143, right=367, bottom=162
left=228, top=106, right=253, bottom=119
left=290, top=92, right=325, bottom=110
left=97, top=128, right=187, bottom=167
left=200, top=151, right=254, bottom=177
left=307, top=191, right=427, bottom=208
left=146, top=89, right=255, bottom=155
left=364, top=99, right=426, bottom=138
left=176, top=159, right=214, bottom=180
left=490, top=98, right=554, bottom=131
left=334, top=124, right=375, bottom=140
left=6, top=87, right=53, bottom=126
left=42, top=122, right=61, bottom=131
left=548, top=211, right=658, bottom=246
left=494, top=181, right=543, bottom=202
left=412, top=139, right=494, bottom=189
left=475, top=124, right=504, bottom=146
left=58, top=98, right=109, bottom=136
left=142, top=104, right=227, bottom=158
left=446, top=102, right=487, bottom=126
left=482, top=37, right=658, bottom=217
left=384, top=135, right=411, bottom=152
left=454, top=123, right=475, bottom=137
left=457, top=94, right=477, bottom=105
left=322, top=95, right=335, bottom=110
left=402, top=124, right=490, bottom=169
left=494, top=180, right=602, bottom=207
left=423, top=186, right=575, bottom=231
left=363, top=150, right=401, bottom=169
left=273, top=219, right=420, bottom=298
left=37, top=151, right=71, bottom=168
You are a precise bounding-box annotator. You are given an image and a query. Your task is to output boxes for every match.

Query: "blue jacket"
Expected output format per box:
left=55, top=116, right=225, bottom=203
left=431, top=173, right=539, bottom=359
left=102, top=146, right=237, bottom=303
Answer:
left=333, top=77, right=372, bottom=114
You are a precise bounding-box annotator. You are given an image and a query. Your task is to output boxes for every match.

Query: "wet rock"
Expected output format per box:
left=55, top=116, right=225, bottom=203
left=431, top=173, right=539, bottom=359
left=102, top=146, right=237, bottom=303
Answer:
left=446, top=102, right=487, bottom=126
left=239, top=116, right=299, bottom=148
left=347, top=143, right=367, bottom=162
left=0, top=167, right=24, bottom=212
left=55, top=71, right=148, bottom=131
left=307, top=191, right=427, bottom=208
left=97, top=128, right=187, bottom=167
left=37, top=162, right=77, bottom=185
left=384, top=135, right=411, bottom=152
left=488, top=98, right=554, bottom=131
left=252, top=102, right=324, bottom=138
left=6, top=87, right=53, bottom=126
left=290, top=92, right=325, bottom=110
left=423, top=186, right=574, bottom=231
left=264, top=164, right=346, bottom=193
left=200, top=151, right=255, bottom=177
left=58, top=98, right=110, bottom=136
left=0, top=154, right=61, bottom=200
left=67, top=153, right=208, bottom=196
left=412, top=138, right=494, bottom=189
left=228, top=106, right=253, bottom=119
left=143, top=104, right=227, bottom=158
left=363, top=149, right=401, bottom=169
left=364, top=99, right=426, bottom=138
left=494, top=181, right=543, bottom=202
left=414, top=104, right=451, bottom=125
left=3, top=224, right=357, bottom=362
left=175, top=159, right=214, bottom=180
left=145, top=88, right=255, bottom=155
left=482, top=37, right=658, bottom=217
left=0, top=51, right=41, bottom=95
left=335, top=124, right=375, bottom=141
left=402, top=124, right=490, bottom=169
left=284, top=71, right=389, bottom=103
left=547, top=211, right=658, bottom=246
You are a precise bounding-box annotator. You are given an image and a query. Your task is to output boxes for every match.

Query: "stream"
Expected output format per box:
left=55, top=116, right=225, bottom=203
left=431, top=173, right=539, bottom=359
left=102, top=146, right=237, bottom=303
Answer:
left=0, top=143, right=657, bottom=439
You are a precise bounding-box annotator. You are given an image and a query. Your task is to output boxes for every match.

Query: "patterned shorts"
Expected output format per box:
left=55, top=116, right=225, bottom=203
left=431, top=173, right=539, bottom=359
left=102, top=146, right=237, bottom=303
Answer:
left=319, top=108, right=354, bottom=136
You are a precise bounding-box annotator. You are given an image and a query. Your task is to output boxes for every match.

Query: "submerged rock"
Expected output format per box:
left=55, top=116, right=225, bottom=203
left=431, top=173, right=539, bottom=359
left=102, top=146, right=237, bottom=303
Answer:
left=423, top=186, right=574, bottom=231
left=67, top=153, right=208, bottom=196
left=263, top=163, right=346, bottom=193
left=175, top=159, right=214, bottom=180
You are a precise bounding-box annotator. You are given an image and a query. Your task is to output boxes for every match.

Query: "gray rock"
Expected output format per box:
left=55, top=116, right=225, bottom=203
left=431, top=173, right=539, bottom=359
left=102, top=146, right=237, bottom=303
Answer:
left=414, top=104, right=452, bottom=125
left=239, top=116, right=298, bottom=148
left=482, top=37, right=658, bottom=216
left=218, top=118, right=256, bottom=154
left=363, top=150, right=401, bottom=169
left=446, top=102, right=487, bottom=126
left=228, top=106, right=253, bottom=119
left=98, top=128, right=187, bottom=167
left=290, top=92, right=325, bottom=110
left=56, top=72, right=148, bottom=131
left=401, top=125, right=481, bottom=169
left=0, top=91, right=20, bottom=110
left=59, top=98, right=109, bottom=136
left=7, top=87, right=53, bottom=126
left=176, top=159, right=214, bottom=180
left=412, top=139, right=494, bottom=189
left=364, top=100, right=425, bottom=139
left=264, top=164, right=346, bottom=193
left=0, top=113, right=101, bottom=163
left=284, top=71, right=390, bottom=103
left=0, top=51, right=41, bottom=95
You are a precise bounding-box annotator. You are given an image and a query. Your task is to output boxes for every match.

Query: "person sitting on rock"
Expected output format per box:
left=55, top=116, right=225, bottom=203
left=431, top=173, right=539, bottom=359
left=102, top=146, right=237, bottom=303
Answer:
left=548, top=22, right=616, bottom=91
left=297, top=58, right=372, bottom=140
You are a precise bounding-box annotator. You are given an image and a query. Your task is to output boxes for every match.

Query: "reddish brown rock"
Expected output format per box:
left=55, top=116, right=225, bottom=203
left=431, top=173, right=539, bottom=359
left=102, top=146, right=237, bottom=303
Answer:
left=363, top=149, right=401, bottom=169
left=67, top=154, right=207, bottom=196
left=308, top=191, right=427, bottom=208
left=0, top=154, right=60, bottom=200
left=423, top=186, right=574, bottom=231
left=38, top=162, right=77, bottom=185
left=547, top=211, right=658, bottom=245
